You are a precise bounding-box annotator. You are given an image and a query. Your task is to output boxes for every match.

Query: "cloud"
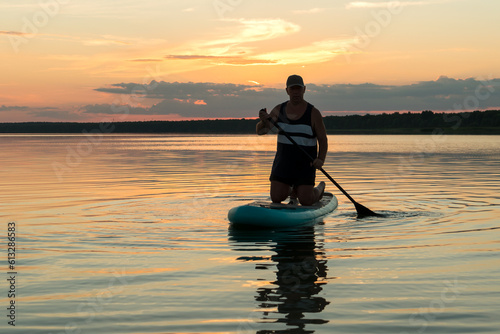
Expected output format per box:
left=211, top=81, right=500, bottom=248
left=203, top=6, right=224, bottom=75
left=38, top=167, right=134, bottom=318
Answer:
left=89, top=81, right=280, bottom=118
left=81, top=34, right=166, bottom=47
left=167, top=37, right=357, bottom=67
left=164, top=18, right=301, bottom=66
left=3, top=30, right=165, bottom=48
left=346, top=1, right=408, bottom=9
left=292, top=8, right=327, bottom=14
left=86, top=76, right=500, bottom=119
left=81, top=104, right=151, bottom=115
left=306, top=76, right=500, bottom=112
left=94, top=81, right=263, bottom=100
left=129, top=58, right=163, bottom=62
left=0, top=3, right=42, bottom=9
left=163, top=18, right=359, bottom=67
left=165, top=54, right=277, bottom=65
left=0, top=31, right=31, bottom=36
left=254, top=38, right=360, bottom=65
left=83, top=39, right=132, bottom=46
left=0, top=105, right=86, bottom=121
left=0, top=105, right=29, bottom=111
left=346, top=0, right=451, bottom=9
left=7, top=77, right=497, bottom=121
left=211, top=18, right=301, bottom=45
left=27, top=108, right=83, bottom=120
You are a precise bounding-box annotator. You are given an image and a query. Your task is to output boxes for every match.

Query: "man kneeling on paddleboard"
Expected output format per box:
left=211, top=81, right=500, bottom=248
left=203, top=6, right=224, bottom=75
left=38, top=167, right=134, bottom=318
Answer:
left=256, top=74, right=328, bottom=206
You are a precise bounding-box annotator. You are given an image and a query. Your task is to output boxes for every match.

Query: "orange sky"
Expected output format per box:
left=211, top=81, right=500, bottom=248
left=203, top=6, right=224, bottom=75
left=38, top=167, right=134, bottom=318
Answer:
left=1, top=0, right=500, bottom=122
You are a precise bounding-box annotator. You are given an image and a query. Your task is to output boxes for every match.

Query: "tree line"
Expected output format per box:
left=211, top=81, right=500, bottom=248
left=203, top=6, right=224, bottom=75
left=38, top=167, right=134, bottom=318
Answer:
left=1, top=110, right=499, bottom=134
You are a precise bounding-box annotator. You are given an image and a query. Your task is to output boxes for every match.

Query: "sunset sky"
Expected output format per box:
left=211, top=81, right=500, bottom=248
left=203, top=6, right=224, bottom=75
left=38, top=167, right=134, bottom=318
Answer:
left=1, top=0, right=499, bottom=122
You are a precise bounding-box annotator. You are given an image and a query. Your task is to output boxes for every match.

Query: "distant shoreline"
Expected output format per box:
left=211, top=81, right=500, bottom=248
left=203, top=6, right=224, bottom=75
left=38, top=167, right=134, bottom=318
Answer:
left=1, top=110, right=499, bottom=135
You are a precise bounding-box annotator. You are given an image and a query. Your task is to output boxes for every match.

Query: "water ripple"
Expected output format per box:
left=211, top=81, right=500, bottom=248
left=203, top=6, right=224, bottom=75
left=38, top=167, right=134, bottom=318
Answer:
left=2, top=134, right=499, bottom=334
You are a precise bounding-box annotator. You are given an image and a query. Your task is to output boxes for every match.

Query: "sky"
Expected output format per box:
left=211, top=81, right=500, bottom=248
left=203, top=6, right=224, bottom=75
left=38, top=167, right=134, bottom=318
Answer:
left=1, top=0, right=500, bottom=122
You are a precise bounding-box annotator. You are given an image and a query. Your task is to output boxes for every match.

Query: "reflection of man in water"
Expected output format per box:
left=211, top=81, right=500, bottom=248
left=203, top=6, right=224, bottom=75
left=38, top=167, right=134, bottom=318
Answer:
left=230, top=226, right=330, bottom=332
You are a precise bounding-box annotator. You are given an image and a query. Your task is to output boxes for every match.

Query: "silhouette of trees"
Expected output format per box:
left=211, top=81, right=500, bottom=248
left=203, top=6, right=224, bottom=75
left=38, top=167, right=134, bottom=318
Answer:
left=0, top=110, right=499, bottom=134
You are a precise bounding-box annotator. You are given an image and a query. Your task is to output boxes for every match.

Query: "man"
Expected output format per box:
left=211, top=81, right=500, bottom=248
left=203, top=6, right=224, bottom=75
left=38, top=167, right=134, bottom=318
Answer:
left=256, top=75, right=328, bottom=206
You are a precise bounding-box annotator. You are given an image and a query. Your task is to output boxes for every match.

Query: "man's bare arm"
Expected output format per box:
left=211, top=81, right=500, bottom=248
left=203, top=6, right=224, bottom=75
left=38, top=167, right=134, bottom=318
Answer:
left=312, top=107, right=328, bottom=168
left=256, top=106, right=280, bottom=135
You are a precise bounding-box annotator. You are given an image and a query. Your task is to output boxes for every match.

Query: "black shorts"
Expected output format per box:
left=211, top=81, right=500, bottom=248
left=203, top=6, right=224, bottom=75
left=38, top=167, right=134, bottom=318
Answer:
left=269, top=173, right=316, bottom=187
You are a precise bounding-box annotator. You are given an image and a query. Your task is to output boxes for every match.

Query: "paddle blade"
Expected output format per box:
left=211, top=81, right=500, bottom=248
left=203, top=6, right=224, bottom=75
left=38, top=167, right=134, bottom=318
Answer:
left=354, top=201, right=382, bottom=218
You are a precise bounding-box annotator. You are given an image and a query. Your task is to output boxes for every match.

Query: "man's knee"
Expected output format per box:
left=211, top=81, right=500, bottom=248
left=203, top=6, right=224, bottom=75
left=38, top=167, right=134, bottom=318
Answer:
left=271, top=192, right=288, bottom=203
left=298, top=195, right=314, bottom=206
left=297, top=185, right=315, bottom=205
left=271, top=181, right=290, bottom=203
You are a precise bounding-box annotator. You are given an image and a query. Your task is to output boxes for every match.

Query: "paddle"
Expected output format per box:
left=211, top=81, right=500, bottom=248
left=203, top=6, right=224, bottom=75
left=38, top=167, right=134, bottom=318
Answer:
left=266, top=116, right=381, bottom=218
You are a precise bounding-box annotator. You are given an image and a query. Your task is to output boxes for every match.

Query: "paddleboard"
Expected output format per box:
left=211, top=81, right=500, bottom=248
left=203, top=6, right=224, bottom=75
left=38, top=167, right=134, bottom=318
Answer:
left=228, top=192, right=337, bottom=228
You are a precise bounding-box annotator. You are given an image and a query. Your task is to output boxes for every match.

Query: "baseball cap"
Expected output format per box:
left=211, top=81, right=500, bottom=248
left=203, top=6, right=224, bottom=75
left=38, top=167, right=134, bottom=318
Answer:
left=286, top=75, right=305, bottom=88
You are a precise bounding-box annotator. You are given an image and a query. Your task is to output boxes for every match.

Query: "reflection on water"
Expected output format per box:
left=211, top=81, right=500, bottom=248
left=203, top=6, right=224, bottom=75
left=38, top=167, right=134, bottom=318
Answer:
left=1, top=134, right=499, bottom=334
left=229, top=225, right=330, bottom=333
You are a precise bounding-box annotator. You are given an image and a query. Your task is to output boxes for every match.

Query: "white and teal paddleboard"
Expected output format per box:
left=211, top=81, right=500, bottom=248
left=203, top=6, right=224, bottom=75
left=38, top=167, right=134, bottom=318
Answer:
left=228, top=192, right=338, bottom=228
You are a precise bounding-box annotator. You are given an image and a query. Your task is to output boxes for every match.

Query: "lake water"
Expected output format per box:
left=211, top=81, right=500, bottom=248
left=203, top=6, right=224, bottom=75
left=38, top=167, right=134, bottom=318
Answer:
left=1, top=134, right=499, bottom=334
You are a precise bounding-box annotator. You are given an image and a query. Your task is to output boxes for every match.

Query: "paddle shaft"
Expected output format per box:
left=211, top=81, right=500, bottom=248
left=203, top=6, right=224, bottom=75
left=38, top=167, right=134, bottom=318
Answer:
left=267, top=118, right=355, bottom=200
left=267, top=116, right=379, bottom=217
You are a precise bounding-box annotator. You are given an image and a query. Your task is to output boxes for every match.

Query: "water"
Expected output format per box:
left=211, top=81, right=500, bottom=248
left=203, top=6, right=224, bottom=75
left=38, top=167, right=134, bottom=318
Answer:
left=1, top=134, right=499, bottom=334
